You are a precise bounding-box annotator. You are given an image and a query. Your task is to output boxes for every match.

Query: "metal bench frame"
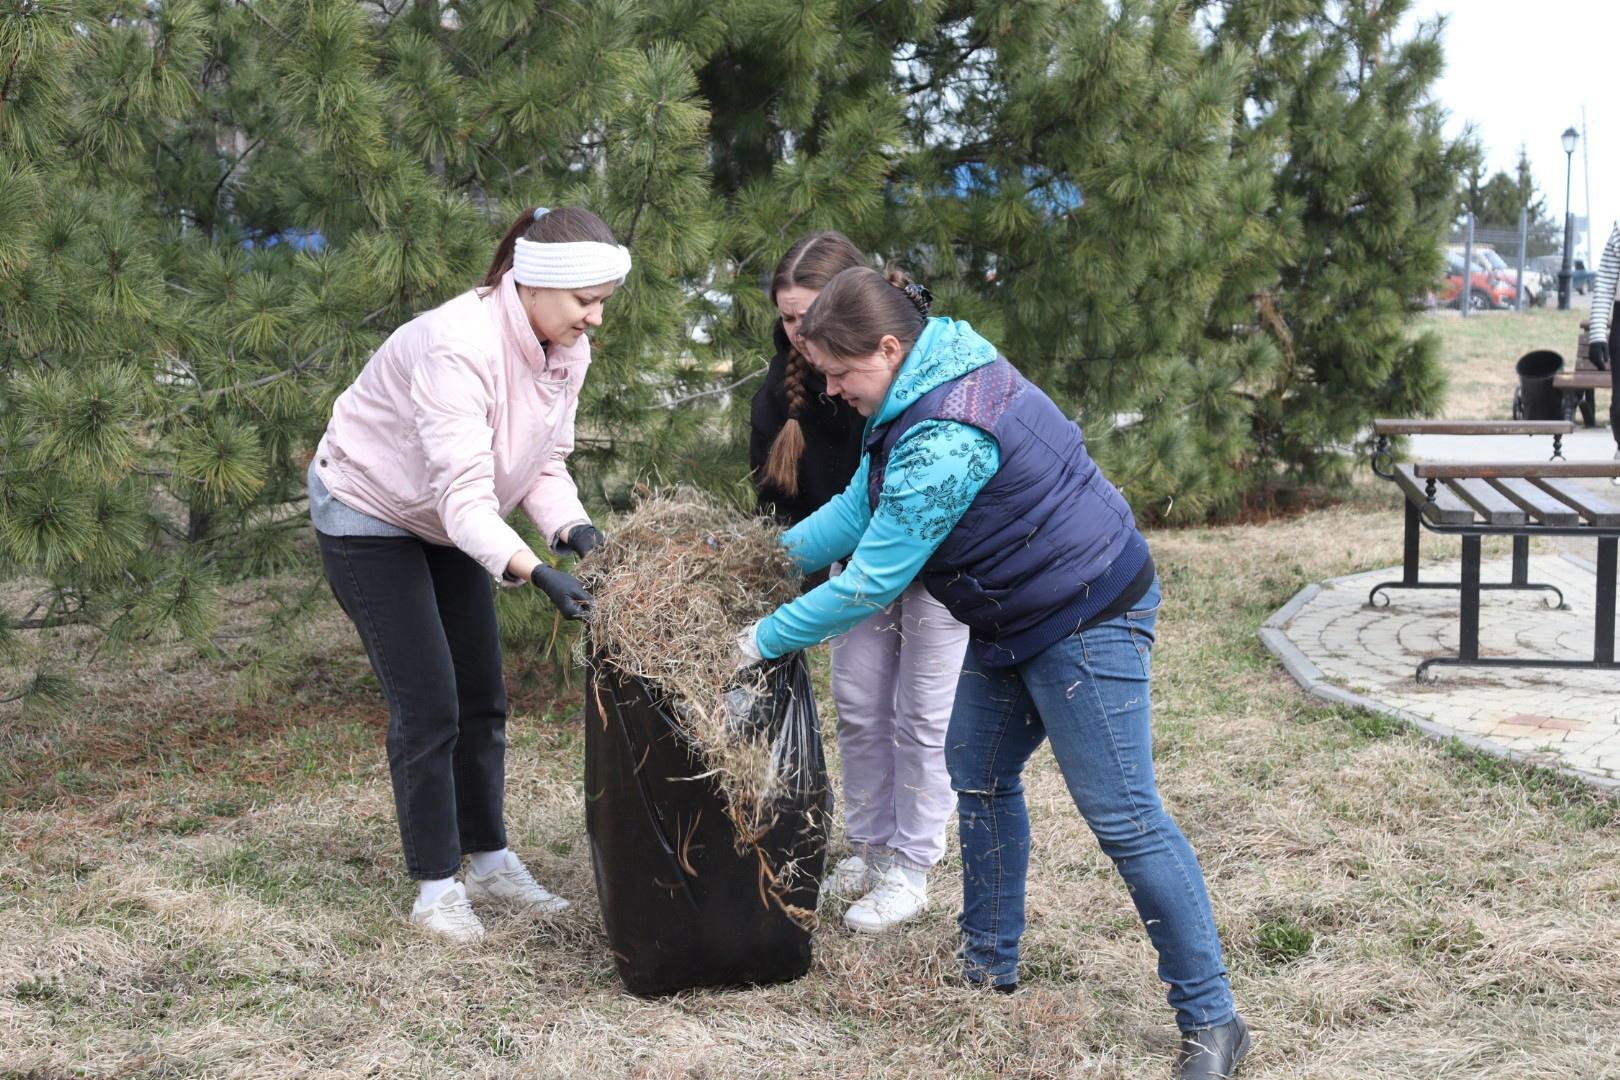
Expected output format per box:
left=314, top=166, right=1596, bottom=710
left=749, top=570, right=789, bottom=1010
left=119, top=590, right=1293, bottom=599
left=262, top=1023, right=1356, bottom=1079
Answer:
left=1370, top=420, right=1620, bottom=680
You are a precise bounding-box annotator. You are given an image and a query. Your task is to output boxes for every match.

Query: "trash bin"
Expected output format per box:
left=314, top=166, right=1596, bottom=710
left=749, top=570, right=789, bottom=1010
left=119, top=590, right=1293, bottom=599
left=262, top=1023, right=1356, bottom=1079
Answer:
left=1515, top=350, right=1565, bottom=421
left=584, top=652, right=830, bottom=996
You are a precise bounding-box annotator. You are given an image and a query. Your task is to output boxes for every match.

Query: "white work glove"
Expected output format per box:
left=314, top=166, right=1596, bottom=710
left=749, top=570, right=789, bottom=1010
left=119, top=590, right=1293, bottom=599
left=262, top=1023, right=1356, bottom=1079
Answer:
left=733, top=620, right=765, bottom=671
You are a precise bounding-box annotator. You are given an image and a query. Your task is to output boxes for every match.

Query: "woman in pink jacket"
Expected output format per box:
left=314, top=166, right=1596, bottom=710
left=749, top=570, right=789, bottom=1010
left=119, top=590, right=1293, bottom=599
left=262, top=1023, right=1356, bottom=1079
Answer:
left=308, top=206, right=628, bottom=943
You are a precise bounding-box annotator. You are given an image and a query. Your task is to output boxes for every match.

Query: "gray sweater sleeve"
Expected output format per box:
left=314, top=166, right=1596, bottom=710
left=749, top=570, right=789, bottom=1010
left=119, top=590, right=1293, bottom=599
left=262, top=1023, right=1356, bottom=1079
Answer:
left=1588, top=223, right=1620, bottom=346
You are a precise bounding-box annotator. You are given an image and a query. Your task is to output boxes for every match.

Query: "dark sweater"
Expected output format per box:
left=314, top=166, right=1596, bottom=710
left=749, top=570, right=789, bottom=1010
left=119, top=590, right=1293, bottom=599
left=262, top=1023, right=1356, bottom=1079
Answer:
left=748, top=321, right=866, bottom=526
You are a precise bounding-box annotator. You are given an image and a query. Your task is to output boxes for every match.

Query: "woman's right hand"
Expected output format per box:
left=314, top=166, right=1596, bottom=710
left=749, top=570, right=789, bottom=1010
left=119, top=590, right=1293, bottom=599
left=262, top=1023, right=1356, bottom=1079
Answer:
left=733, top=620, right=765, bottom=671
left=531, top=564, right=592, bottom=620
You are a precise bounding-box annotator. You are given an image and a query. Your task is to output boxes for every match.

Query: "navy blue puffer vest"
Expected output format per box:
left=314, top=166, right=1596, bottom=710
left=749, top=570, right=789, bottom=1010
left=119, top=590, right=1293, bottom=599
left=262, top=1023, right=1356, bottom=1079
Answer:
left=866, top=356, right=1149, bottom=667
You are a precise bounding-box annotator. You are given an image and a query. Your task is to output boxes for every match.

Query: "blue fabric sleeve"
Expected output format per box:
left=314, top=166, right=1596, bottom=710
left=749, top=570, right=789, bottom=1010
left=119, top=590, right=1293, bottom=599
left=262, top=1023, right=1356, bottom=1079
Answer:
left=756, top=421, right=1000, bottom=658
left=778, top=456, right=872, bottom=573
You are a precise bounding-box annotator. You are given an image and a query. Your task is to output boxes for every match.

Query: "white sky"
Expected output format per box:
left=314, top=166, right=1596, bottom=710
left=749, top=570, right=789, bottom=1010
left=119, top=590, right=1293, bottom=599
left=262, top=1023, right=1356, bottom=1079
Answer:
left=1403, top=0, right=1620, bottom=260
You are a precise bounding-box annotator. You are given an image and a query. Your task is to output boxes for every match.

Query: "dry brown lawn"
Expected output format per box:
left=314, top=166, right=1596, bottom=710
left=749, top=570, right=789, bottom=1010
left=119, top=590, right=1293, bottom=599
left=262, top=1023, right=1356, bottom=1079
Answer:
left=1427, top=307, right=1589, bottom=420
left=5, top=314, right=1620, bottom=1078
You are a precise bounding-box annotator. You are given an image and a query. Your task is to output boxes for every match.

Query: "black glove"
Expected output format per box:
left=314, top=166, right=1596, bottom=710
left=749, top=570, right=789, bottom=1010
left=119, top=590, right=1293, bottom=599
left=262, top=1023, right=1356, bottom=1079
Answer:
left=531, top=564, right=592, bottom=620
left=560, top=524, right=605, bottom=559
left=1590, top=341, right=1610, bottom=371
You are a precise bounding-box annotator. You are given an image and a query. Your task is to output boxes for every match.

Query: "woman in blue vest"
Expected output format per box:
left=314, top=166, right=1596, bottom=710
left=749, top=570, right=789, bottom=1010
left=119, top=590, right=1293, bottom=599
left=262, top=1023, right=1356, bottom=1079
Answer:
left=733, top=268, right=1248, bottom=1079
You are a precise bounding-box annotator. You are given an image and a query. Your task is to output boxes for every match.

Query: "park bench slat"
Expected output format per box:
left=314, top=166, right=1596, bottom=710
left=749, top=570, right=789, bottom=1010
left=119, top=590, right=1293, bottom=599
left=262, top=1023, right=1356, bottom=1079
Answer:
left=1449, top=478, right=1527, bottom=525
left=1528, top=478, right=1620, bottom=527
left=1413, top=461, right=1620, bottom=479
left=1393, top=464, right=1474, bottom=525
left=1552, top=372, right=1610, bottom=390
left=1371, top=419, right=1574, bottom=436
left=1488, top=478, right=1582, bottom=525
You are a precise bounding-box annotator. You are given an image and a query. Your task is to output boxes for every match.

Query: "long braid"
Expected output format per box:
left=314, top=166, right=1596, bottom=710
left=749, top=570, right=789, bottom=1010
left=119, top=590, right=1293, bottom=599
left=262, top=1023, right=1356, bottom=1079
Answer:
left=763, top=350, right=809, bottom=497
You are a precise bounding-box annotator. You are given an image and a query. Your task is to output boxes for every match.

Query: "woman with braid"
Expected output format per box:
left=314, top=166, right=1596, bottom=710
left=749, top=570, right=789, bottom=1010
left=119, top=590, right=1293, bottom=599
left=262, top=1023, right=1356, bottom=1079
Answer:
left=749, top=233, right=969, bottom=934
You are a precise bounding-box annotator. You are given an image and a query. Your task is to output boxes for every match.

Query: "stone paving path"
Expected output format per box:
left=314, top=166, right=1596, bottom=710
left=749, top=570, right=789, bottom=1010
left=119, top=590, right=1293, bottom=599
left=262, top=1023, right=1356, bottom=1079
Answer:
left=1262, top=550, right=1620, bottom=791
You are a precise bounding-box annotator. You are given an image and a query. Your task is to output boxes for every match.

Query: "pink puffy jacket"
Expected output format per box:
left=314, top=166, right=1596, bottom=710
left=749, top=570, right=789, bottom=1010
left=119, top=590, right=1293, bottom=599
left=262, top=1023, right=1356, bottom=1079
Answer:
left=312, top=270, right=592, bottom=580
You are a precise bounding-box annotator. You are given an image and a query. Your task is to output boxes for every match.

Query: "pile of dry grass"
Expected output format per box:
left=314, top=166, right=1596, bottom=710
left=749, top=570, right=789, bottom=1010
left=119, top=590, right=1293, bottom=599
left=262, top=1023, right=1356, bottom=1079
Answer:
left=576, top=487, right=805, bottom=842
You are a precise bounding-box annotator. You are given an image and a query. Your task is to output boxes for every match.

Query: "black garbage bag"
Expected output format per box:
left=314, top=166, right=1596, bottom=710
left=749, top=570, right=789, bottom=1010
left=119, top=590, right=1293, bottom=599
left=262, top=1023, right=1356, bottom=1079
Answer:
left=584, top=651, right=830, bottom=996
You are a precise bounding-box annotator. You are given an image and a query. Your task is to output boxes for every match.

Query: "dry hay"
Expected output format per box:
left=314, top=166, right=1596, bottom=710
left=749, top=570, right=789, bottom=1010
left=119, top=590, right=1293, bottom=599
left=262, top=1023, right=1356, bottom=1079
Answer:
left=10, top=479, right=1620, bottom=1077
left=575, top=487, right=809, bottom=876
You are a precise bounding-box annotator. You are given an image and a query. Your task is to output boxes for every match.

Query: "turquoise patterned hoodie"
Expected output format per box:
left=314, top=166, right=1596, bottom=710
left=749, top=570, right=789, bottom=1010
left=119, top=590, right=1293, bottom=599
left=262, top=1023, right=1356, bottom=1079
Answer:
left=754, top=317, right=1002, bottom=659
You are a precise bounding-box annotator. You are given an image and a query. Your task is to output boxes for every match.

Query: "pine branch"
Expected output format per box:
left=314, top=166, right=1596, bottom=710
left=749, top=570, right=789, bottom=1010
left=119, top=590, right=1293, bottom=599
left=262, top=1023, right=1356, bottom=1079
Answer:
left=653, top=368, right=766, bottom=410
left=0, top=43, right=24, bottom=114
left=623, top=96, right=668, bottom=250
left=898, top=29, right=992, bottom=97
left=10, top=613, right=101, bottom=631
left=210, top=136, right=265, bottom=207
left=150, top=305, right=390, bottom=428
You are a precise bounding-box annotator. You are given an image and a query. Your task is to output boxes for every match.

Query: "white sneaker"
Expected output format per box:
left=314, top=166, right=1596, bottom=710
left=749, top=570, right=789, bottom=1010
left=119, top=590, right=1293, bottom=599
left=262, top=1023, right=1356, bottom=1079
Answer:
left=843, top=866, right=928, bottom=934
left=464, top=852, right=571, bottom=915
left=824, top=855, right=878, bottom=901
left=410, top=882, right=485, bottom=943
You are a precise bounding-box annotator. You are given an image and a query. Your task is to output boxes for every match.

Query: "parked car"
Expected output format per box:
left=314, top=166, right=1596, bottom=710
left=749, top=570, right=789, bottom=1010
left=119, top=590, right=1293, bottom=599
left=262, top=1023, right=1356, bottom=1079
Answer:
left=1481, top=247, right=1546, bottom=306
left=1445, top=244, right=1544, bottom=307
left=1574, top=259, right=1598, bottom=294
left=1440, top=251, right=1515, bottom=309
left=1528, top=255, right=1598, bottom=295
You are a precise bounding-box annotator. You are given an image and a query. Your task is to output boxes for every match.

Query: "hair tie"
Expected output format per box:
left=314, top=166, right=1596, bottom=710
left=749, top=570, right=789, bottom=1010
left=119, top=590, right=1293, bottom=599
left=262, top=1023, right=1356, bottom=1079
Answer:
left=902, top=281, right=933, bottom=317
left=533, top=206, right=551, bottom=222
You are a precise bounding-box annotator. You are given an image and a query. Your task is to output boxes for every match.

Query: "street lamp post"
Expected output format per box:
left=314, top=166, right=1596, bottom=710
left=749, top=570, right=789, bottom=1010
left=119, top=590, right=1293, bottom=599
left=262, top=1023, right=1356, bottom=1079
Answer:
left=1558, top=126, right=1579, bottom=311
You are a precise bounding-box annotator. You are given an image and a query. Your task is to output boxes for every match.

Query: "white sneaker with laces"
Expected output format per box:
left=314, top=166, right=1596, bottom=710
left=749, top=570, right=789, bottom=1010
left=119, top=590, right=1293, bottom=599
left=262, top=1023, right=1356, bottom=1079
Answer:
left=464, top=851, right=571, bottom=915
left=843, top=866, right=928, bottom=934
left=409, top=882, right=485, bottom=943
left=824, top=854, right=882, bottom=900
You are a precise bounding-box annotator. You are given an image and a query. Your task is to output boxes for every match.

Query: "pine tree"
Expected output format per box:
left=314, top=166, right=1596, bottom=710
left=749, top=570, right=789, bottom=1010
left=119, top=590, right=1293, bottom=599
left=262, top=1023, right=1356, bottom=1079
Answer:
left=1, top=0, right=1465, bottom=701
left=0, top=0, right=719, bottom=700
left=1464, top=147, right=1559, bottom=256
left=1204, top=0, right=1471, bottom=487
left=696, top=0, right=1285, bottom=519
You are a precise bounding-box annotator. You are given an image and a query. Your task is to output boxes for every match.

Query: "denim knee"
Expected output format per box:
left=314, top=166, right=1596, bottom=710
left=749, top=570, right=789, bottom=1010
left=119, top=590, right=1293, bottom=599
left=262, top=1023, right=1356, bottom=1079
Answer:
left=948, top=763, right=1023, bottom=800
left=1086, top=803, right=1184, bottom=861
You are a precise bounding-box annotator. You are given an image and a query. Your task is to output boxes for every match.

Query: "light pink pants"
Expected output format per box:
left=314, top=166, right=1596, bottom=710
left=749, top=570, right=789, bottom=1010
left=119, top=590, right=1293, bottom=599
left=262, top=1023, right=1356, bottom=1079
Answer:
left=829, top=579, right=969, bottom=872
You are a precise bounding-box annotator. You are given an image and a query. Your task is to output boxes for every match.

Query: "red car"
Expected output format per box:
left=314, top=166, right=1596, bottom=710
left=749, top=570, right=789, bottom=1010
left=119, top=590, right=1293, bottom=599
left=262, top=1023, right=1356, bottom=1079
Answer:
left=1439, top=251, right=1515, bottom=310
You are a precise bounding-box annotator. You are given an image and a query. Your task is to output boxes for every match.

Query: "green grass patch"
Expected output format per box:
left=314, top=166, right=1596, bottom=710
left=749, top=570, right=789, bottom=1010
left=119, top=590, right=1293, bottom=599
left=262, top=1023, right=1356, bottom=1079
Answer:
left=1254, top=917, right=1316, bottom=967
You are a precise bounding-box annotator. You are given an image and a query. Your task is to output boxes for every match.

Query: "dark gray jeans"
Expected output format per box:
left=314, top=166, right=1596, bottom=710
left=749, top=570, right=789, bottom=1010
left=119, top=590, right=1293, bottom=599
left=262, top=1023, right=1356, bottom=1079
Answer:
left=317, top=531, right=508, bottom=879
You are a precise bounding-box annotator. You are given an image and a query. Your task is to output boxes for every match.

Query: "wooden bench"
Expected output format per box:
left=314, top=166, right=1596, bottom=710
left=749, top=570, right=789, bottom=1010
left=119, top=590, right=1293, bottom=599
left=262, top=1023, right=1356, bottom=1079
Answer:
left=1555, top=321, right=1612, bottom=425
left=1552, top=371, right=1609, bottom=392
left=1370, top=419, right=1620, bottom=679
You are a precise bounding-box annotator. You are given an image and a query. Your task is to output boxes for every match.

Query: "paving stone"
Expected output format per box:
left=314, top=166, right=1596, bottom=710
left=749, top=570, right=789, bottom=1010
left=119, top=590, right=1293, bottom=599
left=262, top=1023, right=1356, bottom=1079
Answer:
left=1265, top=553, right=1619, bottom=791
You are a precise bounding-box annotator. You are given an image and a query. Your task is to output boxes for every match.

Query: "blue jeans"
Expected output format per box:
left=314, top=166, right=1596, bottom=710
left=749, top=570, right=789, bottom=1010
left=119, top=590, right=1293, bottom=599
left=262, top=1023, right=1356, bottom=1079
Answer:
left=946, top=578, right=1234, bottom=1031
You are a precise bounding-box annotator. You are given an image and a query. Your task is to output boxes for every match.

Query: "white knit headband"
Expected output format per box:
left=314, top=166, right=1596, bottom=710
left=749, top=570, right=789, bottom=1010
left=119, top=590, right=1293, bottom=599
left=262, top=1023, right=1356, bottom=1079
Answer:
left=512, top=236, right=631, bottom=289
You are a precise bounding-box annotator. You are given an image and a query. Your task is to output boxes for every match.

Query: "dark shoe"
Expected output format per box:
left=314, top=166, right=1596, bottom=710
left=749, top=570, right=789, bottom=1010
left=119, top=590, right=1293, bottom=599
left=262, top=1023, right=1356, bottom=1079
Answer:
left=1175, top=1014, right=1250, bottom=1079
